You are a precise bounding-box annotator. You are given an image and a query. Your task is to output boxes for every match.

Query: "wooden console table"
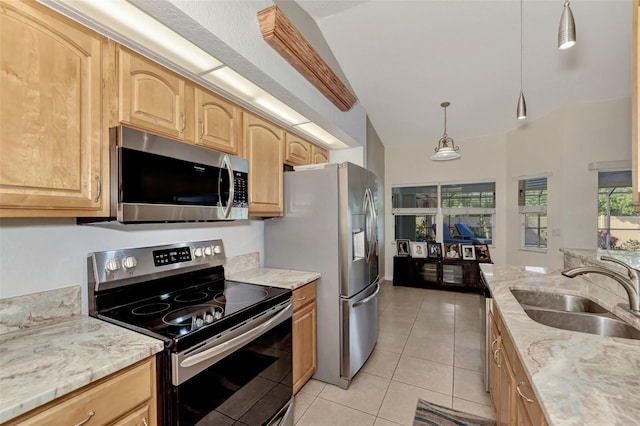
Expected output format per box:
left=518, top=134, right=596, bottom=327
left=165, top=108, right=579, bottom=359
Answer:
left=392, top=256, right=483, bottom=293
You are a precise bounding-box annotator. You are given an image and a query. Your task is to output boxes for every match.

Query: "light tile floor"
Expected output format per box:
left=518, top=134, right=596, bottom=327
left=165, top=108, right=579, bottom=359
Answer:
left=293, top=281, right=496, bottom=426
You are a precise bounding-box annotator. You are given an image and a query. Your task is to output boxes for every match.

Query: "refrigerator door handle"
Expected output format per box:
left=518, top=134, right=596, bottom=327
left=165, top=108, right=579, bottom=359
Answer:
left=353, top=279, right=380, bottom=307
left=363, top=188, right=377, bottom=263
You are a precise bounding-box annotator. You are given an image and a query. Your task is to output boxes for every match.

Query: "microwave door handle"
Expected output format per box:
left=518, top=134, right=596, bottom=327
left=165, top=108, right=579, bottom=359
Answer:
left=221, top=155, right=234, bottom=219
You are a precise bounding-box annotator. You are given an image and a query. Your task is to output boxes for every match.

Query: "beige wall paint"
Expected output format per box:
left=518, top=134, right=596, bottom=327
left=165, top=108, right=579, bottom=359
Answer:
left=385, top=98, right=631, bottom=279
left=506, top=98, right=631, bottom=269
left=385, top=133, right=507, bottom=280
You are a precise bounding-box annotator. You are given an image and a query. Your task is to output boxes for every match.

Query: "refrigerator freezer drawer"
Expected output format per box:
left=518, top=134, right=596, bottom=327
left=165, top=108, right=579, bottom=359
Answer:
left=340, top=279, right=380, bottom=387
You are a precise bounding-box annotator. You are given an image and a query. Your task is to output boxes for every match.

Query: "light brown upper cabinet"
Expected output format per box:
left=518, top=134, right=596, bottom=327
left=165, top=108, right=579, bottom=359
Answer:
left=243, top=112, right=284, bottom=216
left=194, top=88, right=241, bottom=155
left=311, top=144, right=329, bottom=164
left=284, top=132, right=312, bottom=166
left=0, top=0, right=108, bottom=217
left=285, top=132, right=330, bottom=166
left=118, top=47, right=194, bottom=141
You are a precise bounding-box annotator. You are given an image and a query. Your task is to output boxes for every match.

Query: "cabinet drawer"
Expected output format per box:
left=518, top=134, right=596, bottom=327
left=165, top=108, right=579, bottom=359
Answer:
left=293, top=281, right=316, bottom=311
left=11, top=359, right=154, bottom=426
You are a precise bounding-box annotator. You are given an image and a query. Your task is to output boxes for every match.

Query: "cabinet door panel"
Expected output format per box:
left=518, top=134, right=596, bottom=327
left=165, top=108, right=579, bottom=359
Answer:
left=0, top=0, right=104, bottom=212
left=243, top=112, right=283, bottom=216
left=11, top=359, right=154, bottom=426
left=119, top=48, right=186, bottom=140
left=285, top=133, right=311, bottom=166
left=195, top=88, right=239, bottom=154
left=293, top=300, right=317, bottom=394
left=311, top=144, right=329, bottom=164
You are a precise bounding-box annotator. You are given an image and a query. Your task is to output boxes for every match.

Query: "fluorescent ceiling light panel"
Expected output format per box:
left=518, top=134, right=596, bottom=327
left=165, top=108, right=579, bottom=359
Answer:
left=205, top=69, right=308, bottom=125
left=203, top=67, right=260, bottom=100
left=61, top=0, right=222, bottom=73
left=254, top=97, right=308, bottom=125
left=296, top=122, right=346, bottom=148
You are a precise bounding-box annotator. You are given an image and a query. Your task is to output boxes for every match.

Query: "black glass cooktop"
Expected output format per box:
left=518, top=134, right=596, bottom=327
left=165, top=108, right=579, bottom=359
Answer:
left=95, top=267, right=290, bottom=349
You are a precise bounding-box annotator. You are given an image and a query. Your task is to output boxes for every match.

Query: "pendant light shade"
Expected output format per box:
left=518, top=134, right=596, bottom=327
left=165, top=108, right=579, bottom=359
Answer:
left=517, top=91, right=527, bottom=120
left=558, top=1, right=576, bottom=50
left=516, top=0, right=527, bottom=120
left=431, top=102, right=461, bottom=161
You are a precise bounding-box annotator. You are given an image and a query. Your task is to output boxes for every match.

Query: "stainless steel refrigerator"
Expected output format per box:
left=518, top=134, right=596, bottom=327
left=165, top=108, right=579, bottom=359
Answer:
left=264, top=162, right=379, bottom=389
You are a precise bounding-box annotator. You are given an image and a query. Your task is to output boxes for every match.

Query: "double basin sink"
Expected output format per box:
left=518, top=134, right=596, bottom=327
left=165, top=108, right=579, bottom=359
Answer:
left=511, top=290, right=640, bottom=340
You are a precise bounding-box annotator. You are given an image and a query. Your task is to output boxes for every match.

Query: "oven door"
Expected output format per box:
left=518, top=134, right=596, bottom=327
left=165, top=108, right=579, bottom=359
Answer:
left=168, top=302, right=293, bottom=425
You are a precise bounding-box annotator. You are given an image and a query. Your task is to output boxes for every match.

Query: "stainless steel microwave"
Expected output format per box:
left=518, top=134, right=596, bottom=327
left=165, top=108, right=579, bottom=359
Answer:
left=108, top=126, right=248, bottom=223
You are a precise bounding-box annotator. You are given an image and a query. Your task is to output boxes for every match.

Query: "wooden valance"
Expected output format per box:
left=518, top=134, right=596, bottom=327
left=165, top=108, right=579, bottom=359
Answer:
left=257, top=5, right=357, bottom=111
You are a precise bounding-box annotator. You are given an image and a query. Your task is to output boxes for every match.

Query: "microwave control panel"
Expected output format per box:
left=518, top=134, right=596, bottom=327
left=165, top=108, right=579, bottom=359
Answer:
left=233, top=171, right=249, bottom=207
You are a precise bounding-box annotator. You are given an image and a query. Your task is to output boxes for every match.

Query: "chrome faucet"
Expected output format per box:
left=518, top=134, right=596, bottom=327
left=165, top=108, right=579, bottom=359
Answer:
left=562, top=256, right=640, bottom=313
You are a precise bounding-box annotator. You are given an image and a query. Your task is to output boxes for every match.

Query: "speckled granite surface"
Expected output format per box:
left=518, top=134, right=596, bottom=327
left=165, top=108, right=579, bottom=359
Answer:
left=0, top=316, right=164, bottom=423
left=480, top=264, right=640, bottom=426
left=226, top=267, right=320, bottom=290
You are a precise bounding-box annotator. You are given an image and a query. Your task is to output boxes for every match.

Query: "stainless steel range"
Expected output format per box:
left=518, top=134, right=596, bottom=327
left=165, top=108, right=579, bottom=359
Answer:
left=88, top=240, right=293, bottom=426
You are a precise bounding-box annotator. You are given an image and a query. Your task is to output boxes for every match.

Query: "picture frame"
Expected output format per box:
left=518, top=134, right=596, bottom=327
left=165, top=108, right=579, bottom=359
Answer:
left=475, top=244, right=491, bottom=262
left=461, top=244, right=476, bottom=260
left=427, top=242, right=443, bottom=259
left=396, top=239, right=411, bottom=257
left=410, top=242, right=427, bottom=258
left=444, top=243, right=460, bottom=260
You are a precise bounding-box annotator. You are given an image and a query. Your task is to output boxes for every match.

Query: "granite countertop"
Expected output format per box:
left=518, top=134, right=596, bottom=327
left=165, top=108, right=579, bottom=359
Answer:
left=226, top=267, right=321, bottom=290
left=480, top=264, right=640, bottom=425
left=0, top=316, right=164, bottom=423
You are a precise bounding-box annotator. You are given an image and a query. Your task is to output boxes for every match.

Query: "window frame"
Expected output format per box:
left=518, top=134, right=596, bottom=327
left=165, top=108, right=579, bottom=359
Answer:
left=392, top=180, right=496, bottom=246
left=518, top=176, right=548, bottom=251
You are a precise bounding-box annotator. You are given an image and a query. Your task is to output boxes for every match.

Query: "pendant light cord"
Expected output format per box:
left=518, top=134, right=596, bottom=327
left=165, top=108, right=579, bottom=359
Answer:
left=520, top=0, right=523, bottom=92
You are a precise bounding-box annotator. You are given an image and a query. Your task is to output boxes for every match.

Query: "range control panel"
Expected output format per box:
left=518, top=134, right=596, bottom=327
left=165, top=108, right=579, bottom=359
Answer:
left=153, top=247, right=192, bottom=266
left=89, top=239, right=226, bottom=286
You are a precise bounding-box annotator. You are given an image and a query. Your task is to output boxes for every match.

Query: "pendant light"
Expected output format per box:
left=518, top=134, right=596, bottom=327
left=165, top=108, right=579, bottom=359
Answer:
left=517, top=0, right=527, bottom=120
left=431, top=102, right=461, bottom=161
left=558, top=1, right=576, bottom=50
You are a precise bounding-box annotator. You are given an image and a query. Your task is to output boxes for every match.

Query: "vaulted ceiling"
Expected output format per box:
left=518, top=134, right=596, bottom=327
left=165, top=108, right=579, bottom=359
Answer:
left=295, top=0, right=632, bottom=147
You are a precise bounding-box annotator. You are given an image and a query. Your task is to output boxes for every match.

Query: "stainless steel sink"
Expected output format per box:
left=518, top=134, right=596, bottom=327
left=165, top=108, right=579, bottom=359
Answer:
left=511, top=289, right=609, bottom=313
left=522, top=309, right=640, bottom=340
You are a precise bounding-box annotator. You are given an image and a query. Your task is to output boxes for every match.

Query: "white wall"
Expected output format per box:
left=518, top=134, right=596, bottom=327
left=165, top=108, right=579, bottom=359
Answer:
left=384, top=134, right=508, bottom=280
left=506, top=98, right=631, bottom=268
left=384, top=97, right=632, bottom=278
left=0, top=219, right=264, bottom=314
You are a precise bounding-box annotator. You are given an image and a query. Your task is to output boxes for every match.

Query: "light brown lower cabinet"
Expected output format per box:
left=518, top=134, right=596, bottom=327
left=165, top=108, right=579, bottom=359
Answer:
left=3, top=357, right=157, bottom=426
left=292, top=281, right=317, bottom=394
left=489, top=306, right=547, bottom=426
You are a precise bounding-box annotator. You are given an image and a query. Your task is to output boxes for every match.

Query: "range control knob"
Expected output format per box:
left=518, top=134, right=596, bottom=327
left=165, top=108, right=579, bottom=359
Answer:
left=193, top=247, right=204, bottom=258
left=213, top=245, right=222, bottom=254
left=105, top=259, right=120, bottom=273
left=122, top=256, right=137, bottom=270
left=204, top=246, right=213, bottom=257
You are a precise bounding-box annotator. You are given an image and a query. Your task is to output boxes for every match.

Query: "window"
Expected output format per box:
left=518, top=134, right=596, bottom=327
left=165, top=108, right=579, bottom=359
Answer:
left=392, top=182, right=495, bottom=244
left=392, top=186, right=437, bottom=242
left=441, top=182, right=495, bottom=244
left=597, top=171, right=639, bottom=251
left=519, top=177, right=547, bottom=249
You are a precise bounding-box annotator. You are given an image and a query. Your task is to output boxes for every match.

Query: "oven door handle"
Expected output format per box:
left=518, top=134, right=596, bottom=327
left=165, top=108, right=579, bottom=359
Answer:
left=180, top=302, right=292, bottom=368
